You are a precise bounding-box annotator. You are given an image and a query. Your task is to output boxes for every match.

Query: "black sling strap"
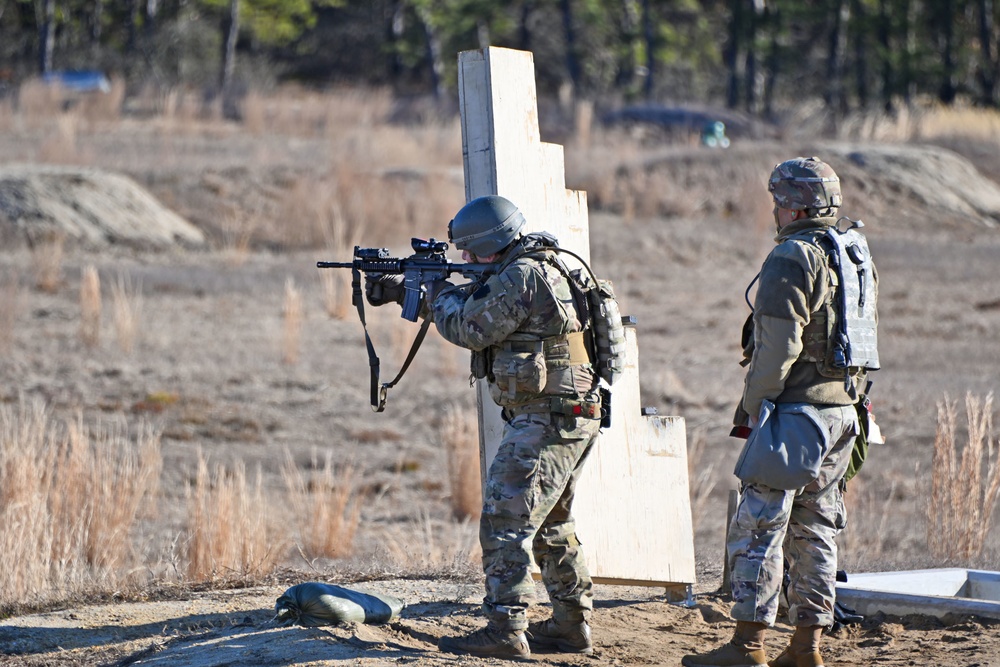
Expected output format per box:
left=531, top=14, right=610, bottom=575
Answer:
left=351, top=267, right=432, bottom=412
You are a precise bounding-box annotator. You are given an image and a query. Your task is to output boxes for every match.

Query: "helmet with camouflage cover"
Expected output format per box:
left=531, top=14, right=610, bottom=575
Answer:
left=768, top=156, right=842, bottom=213
left=448, top=195, right=526, bottom=257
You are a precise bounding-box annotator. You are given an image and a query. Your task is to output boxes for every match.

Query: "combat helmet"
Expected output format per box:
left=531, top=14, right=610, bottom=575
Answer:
left=768, top=157, right=842, bottom=213
left=448, top=195, right=526, bottom=257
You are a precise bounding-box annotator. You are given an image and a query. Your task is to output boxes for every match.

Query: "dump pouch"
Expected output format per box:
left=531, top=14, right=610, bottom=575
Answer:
left=734, top=400, right=832, bottom=490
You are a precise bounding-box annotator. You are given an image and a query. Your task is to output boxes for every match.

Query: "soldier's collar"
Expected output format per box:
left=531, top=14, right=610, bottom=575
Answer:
left=775, top=216, right=837, bottom=242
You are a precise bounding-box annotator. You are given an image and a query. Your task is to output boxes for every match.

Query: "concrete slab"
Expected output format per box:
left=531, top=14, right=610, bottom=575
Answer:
left=837, top=569, right=1000, bottom=621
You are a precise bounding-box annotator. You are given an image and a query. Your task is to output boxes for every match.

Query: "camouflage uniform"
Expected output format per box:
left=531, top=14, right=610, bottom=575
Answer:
left=729, top=214, right=873, bottom=628
left=430, top=235, right=600, bottom=632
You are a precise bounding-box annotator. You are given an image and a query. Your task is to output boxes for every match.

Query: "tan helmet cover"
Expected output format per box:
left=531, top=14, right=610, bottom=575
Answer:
left=768, top=157, right=842, bottom=211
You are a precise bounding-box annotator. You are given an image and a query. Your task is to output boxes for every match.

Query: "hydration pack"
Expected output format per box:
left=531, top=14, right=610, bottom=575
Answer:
left=791, top=219, right=879, bottom=379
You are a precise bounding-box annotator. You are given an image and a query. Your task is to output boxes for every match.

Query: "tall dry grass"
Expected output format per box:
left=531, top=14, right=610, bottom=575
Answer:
left=280, top=450, right=363, bottom=562
left=0, top=401, right=162, bottom=611
left=186, top=452, right=279, bottom=582
left=79, top=265, right=101, bottom=348
left=282, top=277, right=303, bottom=365
left=110, top=272, right=143, bottom=354
left=31, top=231, right=65, bottom=293
left=686, top=427, right=716, bottom=530
left=440, top=403, right=482, bottom=521
left=928, top=392, right=1000, bottom=561
left=0, top=269, right=24, bottom=350
left=379, top=511, right=481, bottom=577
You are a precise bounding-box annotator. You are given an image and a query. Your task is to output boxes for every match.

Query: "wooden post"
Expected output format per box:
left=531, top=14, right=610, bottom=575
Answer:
left=457, top=47, right=696, bottom=589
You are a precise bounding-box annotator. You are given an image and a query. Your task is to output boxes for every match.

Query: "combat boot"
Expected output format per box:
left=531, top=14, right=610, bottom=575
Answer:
left=768, top=625, right=824, bottom=667
left=525, top=617, right=593, bottom=654
left=681, top=621, right=769, bottom=667
left=438, top=623, right=531, bottom=660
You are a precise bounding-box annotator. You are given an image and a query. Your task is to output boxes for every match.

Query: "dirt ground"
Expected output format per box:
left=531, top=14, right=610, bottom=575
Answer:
left=3, top=578, right=1000, bottom=666
left=1, top=128, right=1000, bottom=665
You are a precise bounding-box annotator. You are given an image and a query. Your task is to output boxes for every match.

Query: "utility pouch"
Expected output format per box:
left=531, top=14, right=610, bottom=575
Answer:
left=733, top=400, right=832, bottom=490
left=470, top=349, right=491, bottom=383
left=489, top=347, right=547, bottom=406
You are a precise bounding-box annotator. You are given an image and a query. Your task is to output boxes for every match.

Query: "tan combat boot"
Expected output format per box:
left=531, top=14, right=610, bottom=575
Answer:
left=438, top=623, right=531, bottom=660
left=525, top=617, right=593, bottom=654
left=681, top=621, right=769, bottom=667
left=768, top=625, right=825, bottom=667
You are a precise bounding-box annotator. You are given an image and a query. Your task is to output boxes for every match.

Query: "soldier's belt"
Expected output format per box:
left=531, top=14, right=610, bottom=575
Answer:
left=502, top=331, right=591, bottom=365
left=503, top=394, right=601, bottom=420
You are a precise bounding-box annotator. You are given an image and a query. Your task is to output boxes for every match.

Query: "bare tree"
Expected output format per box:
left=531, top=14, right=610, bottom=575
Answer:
left=39, top=0, right=55, bottom=74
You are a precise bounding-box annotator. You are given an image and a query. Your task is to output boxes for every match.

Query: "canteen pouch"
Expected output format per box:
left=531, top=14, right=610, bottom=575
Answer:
left=734, top=400, right=832, bottom=490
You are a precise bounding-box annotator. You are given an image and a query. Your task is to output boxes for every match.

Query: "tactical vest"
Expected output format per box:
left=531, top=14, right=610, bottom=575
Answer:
left=470, top=234, right=625, bottom=410
left=788, top=220, right=879, bottom=381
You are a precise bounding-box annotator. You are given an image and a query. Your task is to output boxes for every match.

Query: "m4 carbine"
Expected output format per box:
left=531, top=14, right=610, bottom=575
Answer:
left=317, top=238, right=489, bottom=321
left=317, top=238, right=490, bottom=411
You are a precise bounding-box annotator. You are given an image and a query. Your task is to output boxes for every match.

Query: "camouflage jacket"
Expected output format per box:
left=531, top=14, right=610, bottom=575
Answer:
left=741, top=216, right=873, bottom=419
left=429, top=236, right=596, bottom=401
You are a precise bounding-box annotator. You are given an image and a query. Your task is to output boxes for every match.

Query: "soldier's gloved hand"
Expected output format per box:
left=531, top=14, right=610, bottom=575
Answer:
left=423, top=279, right=452, bottom=303
left=365, top=275, right=405, bottom=307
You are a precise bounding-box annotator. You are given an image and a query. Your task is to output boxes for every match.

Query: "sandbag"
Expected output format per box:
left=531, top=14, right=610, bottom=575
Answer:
left=274, top=582, right=405, bottom=627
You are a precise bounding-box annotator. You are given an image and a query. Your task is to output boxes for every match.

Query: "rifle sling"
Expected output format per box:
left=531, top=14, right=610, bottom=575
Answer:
left=352, top=266, right=431, bottom=412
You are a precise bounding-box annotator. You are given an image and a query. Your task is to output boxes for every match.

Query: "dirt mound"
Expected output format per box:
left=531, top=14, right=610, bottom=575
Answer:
left=590, top=142, right=1000, bottom=234
left=0, top=165, right=206, bottom=248
left=822, top=143, right=1000, bottom=230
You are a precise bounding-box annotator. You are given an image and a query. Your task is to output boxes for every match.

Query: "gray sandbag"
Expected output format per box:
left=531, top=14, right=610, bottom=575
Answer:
left=274, top=582, right=405, bottom=627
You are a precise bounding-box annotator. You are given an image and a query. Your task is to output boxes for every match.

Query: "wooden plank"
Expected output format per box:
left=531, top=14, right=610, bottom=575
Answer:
left=457, top=46, right=696, bottom=587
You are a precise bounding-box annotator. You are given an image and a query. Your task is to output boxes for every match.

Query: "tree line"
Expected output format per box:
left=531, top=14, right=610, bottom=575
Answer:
left=2, top=0, right=1000, bottom=115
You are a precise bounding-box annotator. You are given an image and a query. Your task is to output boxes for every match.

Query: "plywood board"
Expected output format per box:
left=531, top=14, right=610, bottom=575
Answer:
left=457, top=46, right=696, bottom=586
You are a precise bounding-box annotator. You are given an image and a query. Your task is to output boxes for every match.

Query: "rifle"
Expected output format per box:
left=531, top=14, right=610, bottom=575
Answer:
left=317, top=238, right=490, bottom=411
left=318, top=238, right=489, bottom=321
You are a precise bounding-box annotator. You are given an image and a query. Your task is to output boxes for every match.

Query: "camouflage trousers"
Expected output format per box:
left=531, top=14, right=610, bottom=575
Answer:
left=728, top=403, right=858, bottom=628
left=480, top=410, right=600, bottom=632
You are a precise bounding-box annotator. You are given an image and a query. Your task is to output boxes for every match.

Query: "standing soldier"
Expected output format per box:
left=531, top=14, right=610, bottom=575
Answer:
left=683, top=157, right=879, bottom=667
left=365, top=195, right=602, bottom=659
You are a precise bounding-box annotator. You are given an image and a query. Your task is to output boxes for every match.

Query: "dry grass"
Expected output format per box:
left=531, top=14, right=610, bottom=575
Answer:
left=110, top=272, right=143, bottom=354
left=31, top=231, right=65, bottom=293
left=280, top=449, right=363, bottom=562
left=282, top=277, right=303, bottom=364
left=79, top=265, right=101, bottom=348
left=686, top=427, right=716, bottom=530
left=185, top=452, right=279, bottom=582
left=0, top=269, right=24, bottom=350
left=379, top=512, right=481, bottom=577
left=319, top=266, right=353, bottom=320
left=928, top=392, right=1000, bottom=561
left=219, top=211, right=256, bottom=266
left=0, top=401, right=162, bottom=610
left=440, top=403, right=482, bottom=521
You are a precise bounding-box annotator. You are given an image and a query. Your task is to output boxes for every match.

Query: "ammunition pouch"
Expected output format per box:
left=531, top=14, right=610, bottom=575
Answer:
left=470, top=348, right=493, bottom=383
